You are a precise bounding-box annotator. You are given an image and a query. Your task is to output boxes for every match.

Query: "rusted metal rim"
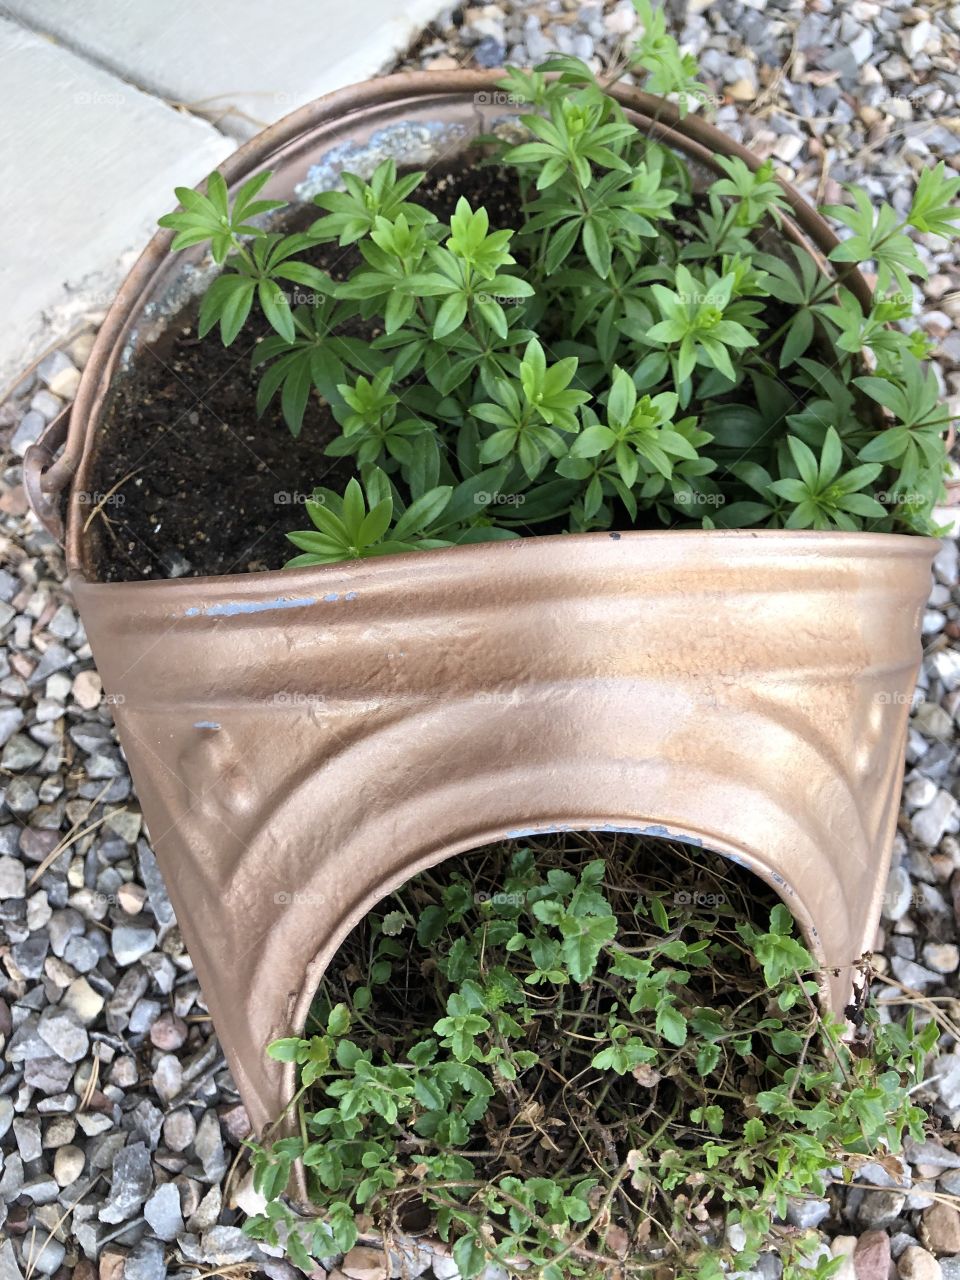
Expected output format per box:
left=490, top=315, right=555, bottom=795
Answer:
left=31, top=68, right=872, bottom=576
left=22, top=405, right=71, bottom=544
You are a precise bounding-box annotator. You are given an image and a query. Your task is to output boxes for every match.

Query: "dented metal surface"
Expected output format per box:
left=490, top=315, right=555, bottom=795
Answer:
left=71, top=528, right=933, bottom=1136
left=24, top=71, right=936, bottom=1139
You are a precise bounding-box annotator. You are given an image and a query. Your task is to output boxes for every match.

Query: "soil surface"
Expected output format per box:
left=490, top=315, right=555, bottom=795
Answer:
left=88, top=163, right=524, bottom=583
left=88, top=163, right=798, bottom=583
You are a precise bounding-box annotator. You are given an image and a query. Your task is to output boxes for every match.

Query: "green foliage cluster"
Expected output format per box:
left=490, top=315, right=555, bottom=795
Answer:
left=160, top=3, right=959, bottom=560
left=244, top=838, right=934, bottom=1280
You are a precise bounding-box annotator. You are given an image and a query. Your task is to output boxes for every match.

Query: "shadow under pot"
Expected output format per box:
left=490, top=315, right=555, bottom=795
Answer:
left=24, top=69, right=936, bottom=1143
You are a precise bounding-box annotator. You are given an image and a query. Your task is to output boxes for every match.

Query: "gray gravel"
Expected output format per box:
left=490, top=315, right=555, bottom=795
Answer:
left=2, top=1, right=960, bottom=1277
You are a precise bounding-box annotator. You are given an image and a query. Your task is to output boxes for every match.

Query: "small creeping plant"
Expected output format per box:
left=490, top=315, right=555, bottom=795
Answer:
left=244, top=839, right=934, bottom=1280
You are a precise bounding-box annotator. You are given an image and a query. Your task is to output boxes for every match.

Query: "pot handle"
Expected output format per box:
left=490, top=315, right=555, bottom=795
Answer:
left=23, top=405, right=72, bottom=545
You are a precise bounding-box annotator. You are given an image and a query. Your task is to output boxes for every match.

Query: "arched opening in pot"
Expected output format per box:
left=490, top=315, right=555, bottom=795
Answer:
left=261, top=828, right=844, bottom=1272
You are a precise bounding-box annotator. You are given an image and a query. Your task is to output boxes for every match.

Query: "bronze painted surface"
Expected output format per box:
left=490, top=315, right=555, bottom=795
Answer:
left=72, top=529, right=933, bottom=1135
left=23, top=71, right=937, bottom=1138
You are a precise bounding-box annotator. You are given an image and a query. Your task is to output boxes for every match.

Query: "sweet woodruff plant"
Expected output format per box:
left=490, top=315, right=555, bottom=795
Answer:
left=160, top=6, right=958, bottom=563
left=151, top=6, right=956, bottom=1277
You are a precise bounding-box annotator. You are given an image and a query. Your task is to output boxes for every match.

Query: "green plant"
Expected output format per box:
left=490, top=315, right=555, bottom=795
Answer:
left=244, top=835, right=934, bottom=1280
left=161, top=9, right=958, bottom=557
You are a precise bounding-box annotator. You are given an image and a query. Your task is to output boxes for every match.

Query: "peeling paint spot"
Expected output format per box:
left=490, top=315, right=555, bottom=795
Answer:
left=125, top=122, right=476, bottom=367
left=345, top=591, right=358, bottom=601
left=590, top=823, right=705, bottom=848
left=609, top=532, right=621, bottom=540
left=193, top=721, right=221, bottom=731
left=503, top=823, right=703, bottom=847
left=506, top=825, right=572, bottom=839
left=323, top=593, right=340, bottom=603
left=184, top=596, right=318, bottom=618
left=769, top=872, right=795, bottom=896
left=294, top=121, right=469, bottom=201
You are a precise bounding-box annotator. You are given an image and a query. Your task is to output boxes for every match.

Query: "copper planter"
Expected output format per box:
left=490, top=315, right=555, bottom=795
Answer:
left=24, top=71, right=936, bottom=1141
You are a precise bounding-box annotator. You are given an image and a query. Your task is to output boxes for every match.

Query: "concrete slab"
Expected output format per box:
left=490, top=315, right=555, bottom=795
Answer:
left=2, top=0, right=453, bottom=141
left=0, top=17, right=233, bottom=394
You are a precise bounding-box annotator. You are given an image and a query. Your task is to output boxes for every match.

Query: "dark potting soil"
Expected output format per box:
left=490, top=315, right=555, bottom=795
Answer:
left=88, top=163, right=526, bottom=583
left=88, top=163, right=800, bottom=583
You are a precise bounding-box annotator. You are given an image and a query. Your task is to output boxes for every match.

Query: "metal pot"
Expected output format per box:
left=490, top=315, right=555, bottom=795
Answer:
left=24, top=70, right=936, bottom=1140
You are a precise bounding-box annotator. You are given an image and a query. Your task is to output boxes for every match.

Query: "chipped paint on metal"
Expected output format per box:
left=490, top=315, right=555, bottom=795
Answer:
left=587, top=823, right=705, bottom=847
left=294, top=120, right=469, bottom=201
left=502, top=822, right=704, bottom=847
left=193, top=721, right=221, bottom=730
left=181, top=591, right=359, bottom=618
left=506, top=824, right=572, bottom=839
left=183, top=596, right=318, bottom=618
